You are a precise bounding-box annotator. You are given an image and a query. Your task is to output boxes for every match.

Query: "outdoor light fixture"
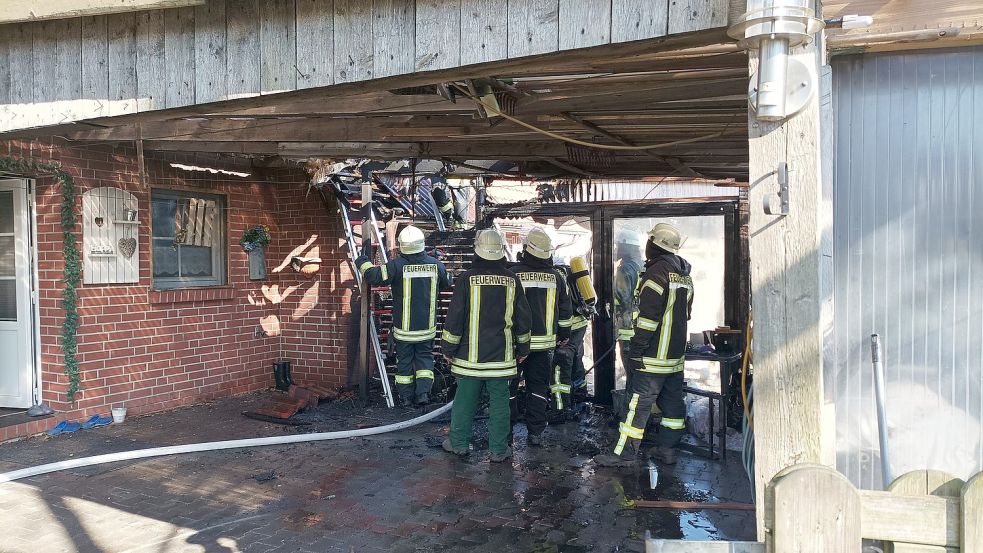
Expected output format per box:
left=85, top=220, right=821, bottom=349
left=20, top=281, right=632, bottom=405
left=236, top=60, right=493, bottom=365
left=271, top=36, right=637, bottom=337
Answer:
left=728, top=0, right=825, bottom=121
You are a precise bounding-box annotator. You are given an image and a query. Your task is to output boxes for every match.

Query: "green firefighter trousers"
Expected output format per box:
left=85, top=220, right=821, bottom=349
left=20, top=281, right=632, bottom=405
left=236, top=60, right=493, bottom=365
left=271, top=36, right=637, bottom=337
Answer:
left=449, top=377, right=511, bottom=455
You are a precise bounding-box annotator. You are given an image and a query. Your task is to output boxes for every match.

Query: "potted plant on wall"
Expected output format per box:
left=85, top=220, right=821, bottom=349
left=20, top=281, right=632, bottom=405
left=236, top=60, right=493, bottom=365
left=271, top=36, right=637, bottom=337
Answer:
left=241, top=225, right=271, bottom=280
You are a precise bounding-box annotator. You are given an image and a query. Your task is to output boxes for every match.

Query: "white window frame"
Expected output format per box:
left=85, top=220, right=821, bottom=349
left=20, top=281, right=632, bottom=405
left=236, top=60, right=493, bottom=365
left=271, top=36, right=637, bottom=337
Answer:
left=150, top=189, right=227, bottom=290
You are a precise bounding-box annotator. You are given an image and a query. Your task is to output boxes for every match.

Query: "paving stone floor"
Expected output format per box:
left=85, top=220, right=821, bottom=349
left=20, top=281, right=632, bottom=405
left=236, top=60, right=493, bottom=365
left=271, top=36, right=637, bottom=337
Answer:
left=0, top=392, right=755, bottom=552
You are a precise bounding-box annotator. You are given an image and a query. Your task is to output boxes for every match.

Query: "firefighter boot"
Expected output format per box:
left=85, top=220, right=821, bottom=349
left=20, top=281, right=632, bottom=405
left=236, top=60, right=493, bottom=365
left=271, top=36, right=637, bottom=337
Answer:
left=490, top=447, right=514, bottom=463
left=651, top=446, right=677, bottom=465
left=527, top=432, right=545, bottom=447
left=594, top=442, right=639, bottom=468
left=442, top=438, right=468, bottom=456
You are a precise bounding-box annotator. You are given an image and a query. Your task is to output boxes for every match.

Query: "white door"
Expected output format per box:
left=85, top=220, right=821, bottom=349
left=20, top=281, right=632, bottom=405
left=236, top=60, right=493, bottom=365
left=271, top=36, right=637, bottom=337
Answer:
left=0, top=179, right=35, bottom=408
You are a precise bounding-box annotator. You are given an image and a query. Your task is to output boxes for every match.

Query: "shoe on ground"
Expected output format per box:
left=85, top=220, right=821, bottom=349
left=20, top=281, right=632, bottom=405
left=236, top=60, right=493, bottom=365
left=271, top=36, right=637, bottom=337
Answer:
left=400, top=397, right=414, bottom=408
left=441, top=438, right=468, bottom=456
left=527, top=432, right=545, bottom=447
left=652, top=446, right=677, bottom=465
left=416, top=393, right=430, bottom=406
left=594, top=451, right=637, bottom=468
left=28, top=403, right=53, bottom=417
left=489, top=447, right=514, bottom=463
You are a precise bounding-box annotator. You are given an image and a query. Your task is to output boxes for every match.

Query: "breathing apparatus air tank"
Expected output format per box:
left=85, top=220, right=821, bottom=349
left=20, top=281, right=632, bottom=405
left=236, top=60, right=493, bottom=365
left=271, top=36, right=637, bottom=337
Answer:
left=569, top=256, right=597, bottom=315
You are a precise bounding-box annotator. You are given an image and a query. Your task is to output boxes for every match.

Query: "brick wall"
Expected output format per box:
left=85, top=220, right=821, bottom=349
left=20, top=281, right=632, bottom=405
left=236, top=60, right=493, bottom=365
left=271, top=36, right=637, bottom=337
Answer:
left=0, top=138, right=354, bottom=437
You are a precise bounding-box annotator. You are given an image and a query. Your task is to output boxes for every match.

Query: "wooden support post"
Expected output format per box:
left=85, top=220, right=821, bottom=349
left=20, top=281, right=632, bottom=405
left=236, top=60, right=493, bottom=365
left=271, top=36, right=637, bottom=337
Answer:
left=358, top=182, right=372, bottom=404
left=746, top=34, right=827, bottom=538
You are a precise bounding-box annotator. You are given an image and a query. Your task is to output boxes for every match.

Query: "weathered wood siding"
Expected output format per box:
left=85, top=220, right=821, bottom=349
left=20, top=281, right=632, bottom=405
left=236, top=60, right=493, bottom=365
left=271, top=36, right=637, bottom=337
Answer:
left=0, top=0, right=732, bottom=131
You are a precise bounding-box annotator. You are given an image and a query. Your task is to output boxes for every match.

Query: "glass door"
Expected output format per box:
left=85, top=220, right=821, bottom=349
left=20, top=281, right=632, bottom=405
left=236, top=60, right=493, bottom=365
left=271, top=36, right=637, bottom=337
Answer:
left=610, top=215, right=726, bottom=389
left=0, top=179, right=35, bottom=408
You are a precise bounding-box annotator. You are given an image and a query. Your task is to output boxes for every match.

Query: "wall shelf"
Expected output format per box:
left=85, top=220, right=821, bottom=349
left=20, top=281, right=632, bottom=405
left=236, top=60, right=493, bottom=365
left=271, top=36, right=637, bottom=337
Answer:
left=88, top=253, right=117, bottom=258
left=113, top=220, right=140, bottom=225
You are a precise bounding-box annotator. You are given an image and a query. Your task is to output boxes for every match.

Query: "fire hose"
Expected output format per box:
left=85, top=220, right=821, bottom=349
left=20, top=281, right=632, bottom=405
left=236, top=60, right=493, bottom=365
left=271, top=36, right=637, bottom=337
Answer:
left=0, top=402, right=452, bottom=484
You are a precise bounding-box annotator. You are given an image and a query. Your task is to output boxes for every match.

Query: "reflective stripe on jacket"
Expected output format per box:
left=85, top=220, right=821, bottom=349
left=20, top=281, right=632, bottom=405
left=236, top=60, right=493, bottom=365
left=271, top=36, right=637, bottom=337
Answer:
left=356, top=251, right=451, bottom=343
left=441, top=257, right=532, bottom=378
left=629, top=254, right=694, bottom=373
left=511, top=256, right=573, bottom=351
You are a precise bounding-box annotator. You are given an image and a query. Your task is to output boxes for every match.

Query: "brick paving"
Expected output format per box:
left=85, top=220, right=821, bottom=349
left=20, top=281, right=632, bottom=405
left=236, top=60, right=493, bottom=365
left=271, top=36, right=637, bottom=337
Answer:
left=0, top=393, right=755, bottom=552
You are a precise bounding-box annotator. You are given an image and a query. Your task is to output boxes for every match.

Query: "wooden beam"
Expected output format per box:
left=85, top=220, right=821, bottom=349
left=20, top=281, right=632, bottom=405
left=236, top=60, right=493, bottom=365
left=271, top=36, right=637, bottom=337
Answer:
left=0, top=0, right=204, bottom=24
left=747, top=27, right=826, bottom=541
left=858, top=490, right=960, bottom=548
left=558, top=112, right=701, bottom=177
left=646, top=541, right=764, bottom=553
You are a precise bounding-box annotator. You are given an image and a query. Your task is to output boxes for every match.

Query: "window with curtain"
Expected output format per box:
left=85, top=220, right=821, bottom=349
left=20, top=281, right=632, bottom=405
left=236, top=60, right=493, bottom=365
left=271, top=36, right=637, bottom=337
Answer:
left=151, top=189, right=226, bottom=289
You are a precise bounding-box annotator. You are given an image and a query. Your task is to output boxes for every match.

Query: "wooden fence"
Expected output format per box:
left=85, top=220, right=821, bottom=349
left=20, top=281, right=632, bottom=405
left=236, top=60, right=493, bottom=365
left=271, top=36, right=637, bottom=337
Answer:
left=647, top=464, right=983, bottom=553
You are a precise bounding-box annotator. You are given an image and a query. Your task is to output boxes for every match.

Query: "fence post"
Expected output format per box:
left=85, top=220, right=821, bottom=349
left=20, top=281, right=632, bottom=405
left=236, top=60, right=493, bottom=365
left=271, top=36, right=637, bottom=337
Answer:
left=887, top=470, right=964, bottom=553
left=765, top=464, right=861, bottom=553
left=963, top=472, right=983, bottom=552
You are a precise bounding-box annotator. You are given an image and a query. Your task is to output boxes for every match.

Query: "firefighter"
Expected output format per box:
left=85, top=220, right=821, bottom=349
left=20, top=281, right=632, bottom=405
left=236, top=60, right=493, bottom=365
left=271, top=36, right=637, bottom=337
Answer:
left=431, top=185, right=464, bottom=229
left=355, top=225, right=451, bottom=407
left=550, top=259, right=593, bottom=421
left=595, top=223, right=694, bottom=467
left=613, top=231, right=644, bottom=357
left=509, top=228, right=573, bottom=446
left=441, top=229, right=532, bottom=462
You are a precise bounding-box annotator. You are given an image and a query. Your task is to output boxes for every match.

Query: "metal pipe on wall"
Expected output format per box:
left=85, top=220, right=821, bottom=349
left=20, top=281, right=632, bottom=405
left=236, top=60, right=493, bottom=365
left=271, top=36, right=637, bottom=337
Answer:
left=870, top=334, right=892, bottom=487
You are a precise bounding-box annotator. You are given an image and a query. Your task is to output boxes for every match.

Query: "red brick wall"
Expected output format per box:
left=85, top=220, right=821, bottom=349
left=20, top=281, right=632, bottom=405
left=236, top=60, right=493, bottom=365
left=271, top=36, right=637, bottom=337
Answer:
left=0, top=139, right=354, bottom=433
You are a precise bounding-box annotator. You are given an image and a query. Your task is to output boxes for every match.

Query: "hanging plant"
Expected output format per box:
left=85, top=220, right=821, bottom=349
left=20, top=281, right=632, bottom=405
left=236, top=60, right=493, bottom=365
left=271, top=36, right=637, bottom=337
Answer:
left=0, top=156, right=82, bottom=401
left=240, top=224, right=271, bottom=252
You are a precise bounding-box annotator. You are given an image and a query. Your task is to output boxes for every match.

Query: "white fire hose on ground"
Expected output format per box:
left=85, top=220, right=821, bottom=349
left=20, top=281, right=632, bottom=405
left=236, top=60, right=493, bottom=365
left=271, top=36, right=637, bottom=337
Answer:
left=0, top=402, right=452, bottom=484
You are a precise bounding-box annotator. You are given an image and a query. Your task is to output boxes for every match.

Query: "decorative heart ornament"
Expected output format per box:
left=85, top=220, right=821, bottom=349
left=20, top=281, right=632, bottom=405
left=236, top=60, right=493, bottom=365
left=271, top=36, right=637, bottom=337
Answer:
left=118, top=238, right=137, bottom=259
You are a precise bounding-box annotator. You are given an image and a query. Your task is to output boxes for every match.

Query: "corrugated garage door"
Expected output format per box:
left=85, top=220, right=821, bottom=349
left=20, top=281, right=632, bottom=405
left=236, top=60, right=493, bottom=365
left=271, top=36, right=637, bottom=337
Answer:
left=831, top=46, right=983, bottom=489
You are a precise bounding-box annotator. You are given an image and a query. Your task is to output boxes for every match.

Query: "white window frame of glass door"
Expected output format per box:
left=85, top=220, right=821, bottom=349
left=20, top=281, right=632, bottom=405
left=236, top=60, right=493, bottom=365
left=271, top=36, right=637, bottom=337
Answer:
left=0, top=178, right=40, bottom=409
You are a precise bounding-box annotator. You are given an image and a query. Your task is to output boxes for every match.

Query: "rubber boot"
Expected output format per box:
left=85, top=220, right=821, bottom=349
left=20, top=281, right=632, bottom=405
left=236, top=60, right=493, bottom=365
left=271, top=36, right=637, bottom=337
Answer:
left=594, top=442, right=639, bottom=468
left=652, top=446, right=677, bottom=465
left=527, top=432, right=545, bottom=447
left=489, top=447, right=513, bottom=463
left=283, top=361, right=295, bottom=386
left=442, top=438, right=468, bottom=456
left=273, top=362, right=290, bottom=391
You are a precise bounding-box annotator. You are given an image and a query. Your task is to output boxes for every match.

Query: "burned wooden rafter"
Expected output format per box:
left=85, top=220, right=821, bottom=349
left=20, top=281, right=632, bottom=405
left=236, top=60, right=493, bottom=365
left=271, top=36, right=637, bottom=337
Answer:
left=558, top=112, right=700, bottom=178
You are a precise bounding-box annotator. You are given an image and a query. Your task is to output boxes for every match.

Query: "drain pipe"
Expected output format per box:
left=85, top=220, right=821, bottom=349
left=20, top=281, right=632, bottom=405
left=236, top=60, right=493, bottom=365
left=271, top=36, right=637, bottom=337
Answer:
left=0, top=402, right=452, bottom=484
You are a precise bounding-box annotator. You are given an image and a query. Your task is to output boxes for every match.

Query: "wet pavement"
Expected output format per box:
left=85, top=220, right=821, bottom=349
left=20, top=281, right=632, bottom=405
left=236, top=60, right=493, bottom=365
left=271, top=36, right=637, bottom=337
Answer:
left=0, top=392, right=755, bottom=552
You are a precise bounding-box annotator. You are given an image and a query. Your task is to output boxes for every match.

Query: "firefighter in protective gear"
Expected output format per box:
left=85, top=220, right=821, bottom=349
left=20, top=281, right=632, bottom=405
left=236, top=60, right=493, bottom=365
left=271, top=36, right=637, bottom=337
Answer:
left=550, top=258, right=593, bottom=421
left=614, top=231, right=644, bottom=353
left=355, top=225, right=451, bottom=407
left=595, top=222, right=694, bottom=467
left=441, top=229, right=532, bottom=461
left=509, top=228, right=573, bottom=445
left=431, top=185, right=464, bottom=229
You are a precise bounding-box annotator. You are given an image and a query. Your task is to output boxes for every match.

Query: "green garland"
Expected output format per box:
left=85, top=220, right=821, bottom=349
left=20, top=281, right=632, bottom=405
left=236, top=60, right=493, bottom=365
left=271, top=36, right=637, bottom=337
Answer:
left=0, top=156, right=81, bottom=401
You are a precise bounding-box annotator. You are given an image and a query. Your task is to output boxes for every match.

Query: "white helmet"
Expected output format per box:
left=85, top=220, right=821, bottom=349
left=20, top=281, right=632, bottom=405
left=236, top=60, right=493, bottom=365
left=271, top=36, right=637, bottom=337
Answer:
left=616, top=231, right=644, bottom=247
left=647, top=223, right=685, bottom=254
left=523, top=228, right=552, bottom=260
left=474, top=229, right=506, bottom=261
left=398, top=225, right=426, bottom=254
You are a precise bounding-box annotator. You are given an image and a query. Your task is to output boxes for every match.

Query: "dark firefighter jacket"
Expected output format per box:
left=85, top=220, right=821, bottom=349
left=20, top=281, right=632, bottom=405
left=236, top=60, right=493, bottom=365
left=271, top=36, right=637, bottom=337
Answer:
left=555, top=265, right=589, bottom=331
left=628, top=253, right=694, bottom=373
left=510, top=255, right=573, bottom=351
left=614, top=256, right=643, bottom=341
left=356, top=251, right=451, bottom=343
left=441, top=256, right=532, bottom=378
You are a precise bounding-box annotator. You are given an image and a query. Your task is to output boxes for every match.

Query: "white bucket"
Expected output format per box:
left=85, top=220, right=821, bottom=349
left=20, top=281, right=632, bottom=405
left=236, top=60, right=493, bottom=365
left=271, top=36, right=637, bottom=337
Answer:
left=111, top=407, right=127, bottom=424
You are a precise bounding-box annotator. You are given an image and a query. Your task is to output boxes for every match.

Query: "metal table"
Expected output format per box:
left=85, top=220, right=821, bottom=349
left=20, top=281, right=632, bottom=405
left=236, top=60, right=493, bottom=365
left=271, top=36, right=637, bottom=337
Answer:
left=678, top=351, right=742, bottom=460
